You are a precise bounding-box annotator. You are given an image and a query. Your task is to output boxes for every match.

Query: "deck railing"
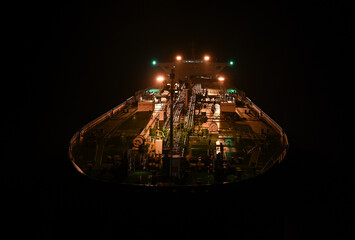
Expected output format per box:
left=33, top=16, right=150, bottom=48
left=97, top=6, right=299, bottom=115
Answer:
left=68, top=96, right=135, bottom=164
left=244, top=97, right=289, bottom=171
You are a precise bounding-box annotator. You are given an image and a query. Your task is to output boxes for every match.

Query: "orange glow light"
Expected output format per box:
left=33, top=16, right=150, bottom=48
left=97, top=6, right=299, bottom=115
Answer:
left=204, top=55, right=210, bottom=61
left=176, top=55, right=182, bottom=61
left=218, top=76, right=225, bottom=81
left=157, top=76, right=165, bottom=82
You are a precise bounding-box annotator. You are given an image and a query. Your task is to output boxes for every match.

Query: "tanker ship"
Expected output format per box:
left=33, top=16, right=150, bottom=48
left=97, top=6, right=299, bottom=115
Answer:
left=69, top=55, right=288, bottom=186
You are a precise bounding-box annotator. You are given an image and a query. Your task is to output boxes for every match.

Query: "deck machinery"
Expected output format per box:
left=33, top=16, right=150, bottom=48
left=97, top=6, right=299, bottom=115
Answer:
left=69, top=57, right=288, bottom=186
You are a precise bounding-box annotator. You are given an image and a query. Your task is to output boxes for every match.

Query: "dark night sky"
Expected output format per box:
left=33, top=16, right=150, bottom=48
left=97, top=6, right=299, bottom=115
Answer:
left=5, top=1, right=353, bottom=239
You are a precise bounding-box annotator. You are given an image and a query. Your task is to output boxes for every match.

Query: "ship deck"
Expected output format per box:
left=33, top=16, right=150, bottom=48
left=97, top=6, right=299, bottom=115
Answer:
left=70, top=85, right=287, bottom=186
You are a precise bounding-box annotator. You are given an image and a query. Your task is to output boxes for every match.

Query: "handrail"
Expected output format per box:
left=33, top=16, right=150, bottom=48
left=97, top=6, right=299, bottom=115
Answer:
left=243, top=96, right=289, bottom=169
left=68, top=96, right=135, bottom=164
left=245, top=97, right=289, bottom=147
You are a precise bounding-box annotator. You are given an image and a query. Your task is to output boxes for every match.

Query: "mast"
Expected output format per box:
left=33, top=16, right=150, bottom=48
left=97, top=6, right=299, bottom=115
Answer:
left=169, top=68, right=175, bottom=175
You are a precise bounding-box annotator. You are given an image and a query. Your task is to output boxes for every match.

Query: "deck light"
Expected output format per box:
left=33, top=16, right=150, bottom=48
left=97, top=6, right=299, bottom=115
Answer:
left=157, top=76, right=165, bottom=82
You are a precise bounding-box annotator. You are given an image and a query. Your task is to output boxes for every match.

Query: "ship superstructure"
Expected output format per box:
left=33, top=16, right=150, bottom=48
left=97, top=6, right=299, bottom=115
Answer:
left=69, top=56, right=288, bottom=186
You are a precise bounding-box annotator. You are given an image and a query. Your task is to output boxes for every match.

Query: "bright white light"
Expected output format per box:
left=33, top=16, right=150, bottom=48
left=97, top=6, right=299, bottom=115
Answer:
left=176, top=55, right=182, bottom=61
left=218, top=76, right=225, bottom=81
left=204, top=55, right=210, bottom=61
left=157, top=76, right=165, bottom=82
